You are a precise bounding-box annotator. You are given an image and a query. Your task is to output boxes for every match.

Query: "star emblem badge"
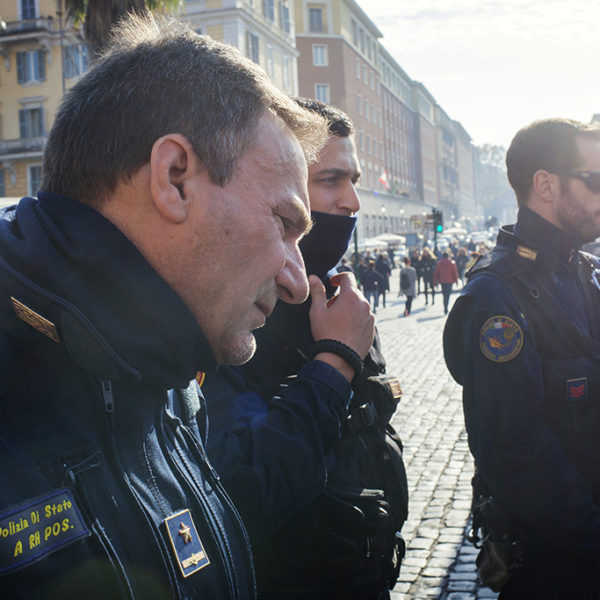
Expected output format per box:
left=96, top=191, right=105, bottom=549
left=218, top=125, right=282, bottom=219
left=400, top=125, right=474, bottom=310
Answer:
left=178, top=522, right=192, bottom=544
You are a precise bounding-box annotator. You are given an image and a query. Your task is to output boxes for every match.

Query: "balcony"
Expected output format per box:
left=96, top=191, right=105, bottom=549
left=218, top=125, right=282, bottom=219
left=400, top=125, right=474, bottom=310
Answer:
left=0, top=136, right=46, bottom=158
left=1, top=18, right=56, bottom=36
left=0, top=18, right=58, bottom=49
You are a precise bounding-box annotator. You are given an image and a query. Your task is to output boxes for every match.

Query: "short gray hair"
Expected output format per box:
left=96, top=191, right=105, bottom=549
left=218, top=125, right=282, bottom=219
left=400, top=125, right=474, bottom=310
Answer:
left=42, top=13, right=327, bottom=206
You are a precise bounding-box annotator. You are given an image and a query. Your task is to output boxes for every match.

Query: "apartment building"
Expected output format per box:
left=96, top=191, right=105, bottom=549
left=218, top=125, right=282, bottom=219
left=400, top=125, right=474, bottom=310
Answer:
left=182, top=0, right=298, bottom=96
left=0, top=0, right=482, bottom=231
left=0, top=0, right=87, bottom=198
left=295, top=0, right=411, bottom=239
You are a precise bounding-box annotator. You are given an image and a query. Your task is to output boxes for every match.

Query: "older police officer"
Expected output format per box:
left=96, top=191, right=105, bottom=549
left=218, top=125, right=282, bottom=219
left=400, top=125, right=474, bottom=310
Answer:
left=0, top=14, right=329, bottom=598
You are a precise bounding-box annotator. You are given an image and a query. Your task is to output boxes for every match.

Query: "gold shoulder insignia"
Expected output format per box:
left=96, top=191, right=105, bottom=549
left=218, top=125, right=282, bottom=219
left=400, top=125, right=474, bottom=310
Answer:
left=516, top=245, right=538, bottom=261
left=11, top=297, right=60, bottom=343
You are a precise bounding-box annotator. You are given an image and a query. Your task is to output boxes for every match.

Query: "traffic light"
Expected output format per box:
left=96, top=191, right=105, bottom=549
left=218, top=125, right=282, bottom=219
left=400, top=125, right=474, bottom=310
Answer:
left=433, top=209, right=444, bottom=233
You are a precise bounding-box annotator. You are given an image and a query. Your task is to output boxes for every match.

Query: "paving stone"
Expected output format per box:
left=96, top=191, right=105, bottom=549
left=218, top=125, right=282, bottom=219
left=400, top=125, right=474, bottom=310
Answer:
left=373, top=294, right=490, bottom=598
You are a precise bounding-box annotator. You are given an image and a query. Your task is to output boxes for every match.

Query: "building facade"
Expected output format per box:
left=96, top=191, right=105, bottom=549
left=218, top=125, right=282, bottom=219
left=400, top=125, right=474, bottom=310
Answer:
left=0, top=0, right=88, bottom=198
left=0, top=0, right=483, bottom=240
left=182, top=0, right=298, bottom=96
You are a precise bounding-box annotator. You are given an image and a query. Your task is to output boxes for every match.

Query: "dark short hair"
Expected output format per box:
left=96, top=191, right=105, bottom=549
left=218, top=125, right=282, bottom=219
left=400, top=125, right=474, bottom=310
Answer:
left=294, top=97, right=354, bottom=138
left=506, top=118, right=600, bottom=204
left=42, top=14, right=327, bottom=207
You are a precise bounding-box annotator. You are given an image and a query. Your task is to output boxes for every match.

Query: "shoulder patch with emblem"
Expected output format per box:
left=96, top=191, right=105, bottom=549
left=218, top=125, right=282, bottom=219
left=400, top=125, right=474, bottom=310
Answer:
left=479, top=315, right=523, bottom=363
left=0, top=489, right=90, bottom=575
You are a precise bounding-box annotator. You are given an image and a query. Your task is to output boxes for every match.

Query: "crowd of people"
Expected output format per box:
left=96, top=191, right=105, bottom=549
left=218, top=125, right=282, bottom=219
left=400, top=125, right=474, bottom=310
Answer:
left=2, top=12, right=600, bottom=600
left=344, top=241, right=485, bottom=317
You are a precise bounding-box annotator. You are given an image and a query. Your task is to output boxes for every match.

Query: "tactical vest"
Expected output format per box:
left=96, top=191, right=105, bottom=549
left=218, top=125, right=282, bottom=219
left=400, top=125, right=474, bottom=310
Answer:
left=469, top=229, right=600, bottom=502
left=245, top=303, right=409, bottom=598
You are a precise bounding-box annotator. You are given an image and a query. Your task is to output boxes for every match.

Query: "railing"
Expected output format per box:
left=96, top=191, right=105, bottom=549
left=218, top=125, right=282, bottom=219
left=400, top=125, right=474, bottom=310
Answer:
left=0, top=136, right=46, bottom=155
left=0, top=18, right=56, bottom=36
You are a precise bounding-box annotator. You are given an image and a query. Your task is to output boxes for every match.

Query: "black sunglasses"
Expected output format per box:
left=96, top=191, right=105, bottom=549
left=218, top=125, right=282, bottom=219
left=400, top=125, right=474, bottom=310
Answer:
left=559, top=170, right=600, bottom=194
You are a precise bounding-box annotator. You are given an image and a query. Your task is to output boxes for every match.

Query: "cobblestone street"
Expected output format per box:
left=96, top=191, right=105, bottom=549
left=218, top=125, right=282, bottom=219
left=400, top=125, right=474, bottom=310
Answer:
left=374, top=286, right=498, bottom=600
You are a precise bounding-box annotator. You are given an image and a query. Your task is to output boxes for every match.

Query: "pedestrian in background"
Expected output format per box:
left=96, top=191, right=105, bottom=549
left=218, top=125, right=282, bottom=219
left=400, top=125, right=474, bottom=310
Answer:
left=455, top=247, right=469, bottom=288
left=444, top=118, right=600, bottom=599
left=420, top=247, right=437, bottom=305
left=376, top=251, right=392, bottom=308
left=433, top=252, right=459, bottom=314
left=399, top=256, right=417, bottom=316
left=337, top=256, right=354, bottom=273
left=362, top=259, right=384, bottom=313
left=410, top=248, right=423, bottom=294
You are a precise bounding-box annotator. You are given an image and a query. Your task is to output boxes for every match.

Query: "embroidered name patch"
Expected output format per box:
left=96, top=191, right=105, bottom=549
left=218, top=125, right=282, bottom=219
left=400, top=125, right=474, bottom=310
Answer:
left=164, top=509, right=210, bottom=578
left=566, top=377, right=588, bottom=402
left=0, top=489, right=89, bottom=575
left=480, top=315, right=524, bottom=363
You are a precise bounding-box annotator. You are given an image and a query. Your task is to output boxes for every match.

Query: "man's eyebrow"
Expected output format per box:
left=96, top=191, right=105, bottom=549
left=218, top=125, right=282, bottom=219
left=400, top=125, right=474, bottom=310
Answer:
left=313, top=167, right=355, bottom=178
left=285, top=197, right=313, bottom=236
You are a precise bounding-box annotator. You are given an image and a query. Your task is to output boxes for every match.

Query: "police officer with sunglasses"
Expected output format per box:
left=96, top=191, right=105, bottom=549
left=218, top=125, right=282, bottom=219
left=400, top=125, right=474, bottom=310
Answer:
left=444, top=118, right=600, bottom=599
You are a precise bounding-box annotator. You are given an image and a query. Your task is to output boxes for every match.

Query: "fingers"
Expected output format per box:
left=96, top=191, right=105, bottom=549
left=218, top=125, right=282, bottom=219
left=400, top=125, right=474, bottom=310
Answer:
left=309, top=274, right=326, bottom=305
left=329, top=271, right=357, bottom=290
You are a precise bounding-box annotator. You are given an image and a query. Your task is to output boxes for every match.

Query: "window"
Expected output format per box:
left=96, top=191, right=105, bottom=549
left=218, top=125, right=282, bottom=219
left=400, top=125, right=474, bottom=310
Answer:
left=282, top=54, right=290, bottom=90
left=372, top=104, right=376, bottom=122
left=263, top=0, right=274, bottom=22
left=279, top=0, right=290, bottom=33
left=16, top=50, right=45, bottom=84
left=63, top=44, right=88, bottom=79
left=20, top=0, right=36, bottom=20
left=312, top=44, right=328, bottom=66
left=314, top=84, right=330, bottom=104
left=358, top=130, right=364, bottom=151
left=246, top=31, right=259, bottom=63
left=309, top=7, right=323, bottom=33
left=19, top=107, right=44, bottom=138
left=359, top=28, right=365, bottom=53
left=364, top=99, right=369, bottom=119
left=28, top=165, right=42, bottom=196
left=355, top=58, right=360, bottom=79
left=266, top=44, right=274, bottom=77
left=373, top=138, right=377, bottom=158
left=362, top=65, right=367, bottom=84
left=366, top=135, right=371, bottom=155
left=357, top=94, right=361, bottom=115
left=0, top=169, right=5, bottom=197
left=351, top=19, right=358, bottom=46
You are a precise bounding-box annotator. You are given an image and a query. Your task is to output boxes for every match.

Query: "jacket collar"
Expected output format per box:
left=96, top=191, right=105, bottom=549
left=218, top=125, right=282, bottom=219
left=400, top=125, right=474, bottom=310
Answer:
left=0, top=193, right=217, bottom=386
left=512, top=205, right=581, bottom=264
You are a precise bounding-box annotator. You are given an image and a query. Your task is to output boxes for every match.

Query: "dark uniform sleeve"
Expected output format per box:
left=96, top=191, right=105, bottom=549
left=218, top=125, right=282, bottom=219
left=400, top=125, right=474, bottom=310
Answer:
left=444, top=274, right=600, bottom=559
left=204, top=360, right=351, bottom=541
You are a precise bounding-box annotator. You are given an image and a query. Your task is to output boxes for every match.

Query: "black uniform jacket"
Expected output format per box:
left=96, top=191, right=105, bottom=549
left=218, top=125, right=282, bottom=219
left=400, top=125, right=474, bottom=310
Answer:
left=444, top=207, right=600, bottom=562
left=0, top=194, right=255, bottom=598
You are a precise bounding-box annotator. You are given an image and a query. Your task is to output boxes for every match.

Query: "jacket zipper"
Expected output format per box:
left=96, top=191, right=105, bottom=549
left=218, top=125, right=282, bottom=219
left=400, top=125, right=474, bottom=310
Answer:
left=100, top=378, right=181, bottom=598
left=161, top=412, right=241, bottom=599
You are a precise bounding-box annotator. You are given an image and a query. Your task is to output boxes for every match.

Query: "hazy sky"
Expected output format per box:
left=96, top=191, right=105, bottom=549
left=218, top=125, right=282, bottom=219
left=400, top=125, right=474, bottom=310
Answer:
left=358, top=0, right=600, bottom=149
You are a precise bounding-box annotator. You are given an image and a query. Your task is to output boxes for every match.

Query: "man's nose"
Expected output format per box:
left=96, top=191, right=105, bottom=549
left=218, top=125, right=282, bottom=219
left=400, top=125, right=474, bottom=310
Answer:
left=340, top=183, right=360, bottom=215
left=276, top=242, right=309, bottom=304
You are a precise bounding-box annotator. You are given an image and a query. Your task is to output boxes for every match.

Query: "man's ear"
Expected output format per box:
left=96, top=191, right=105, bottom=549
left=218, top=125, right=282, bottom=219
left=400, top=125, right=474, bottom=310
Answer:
left=532, top=169, right=561, bottom=203
left=150, top=134, right=199, bottom=224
